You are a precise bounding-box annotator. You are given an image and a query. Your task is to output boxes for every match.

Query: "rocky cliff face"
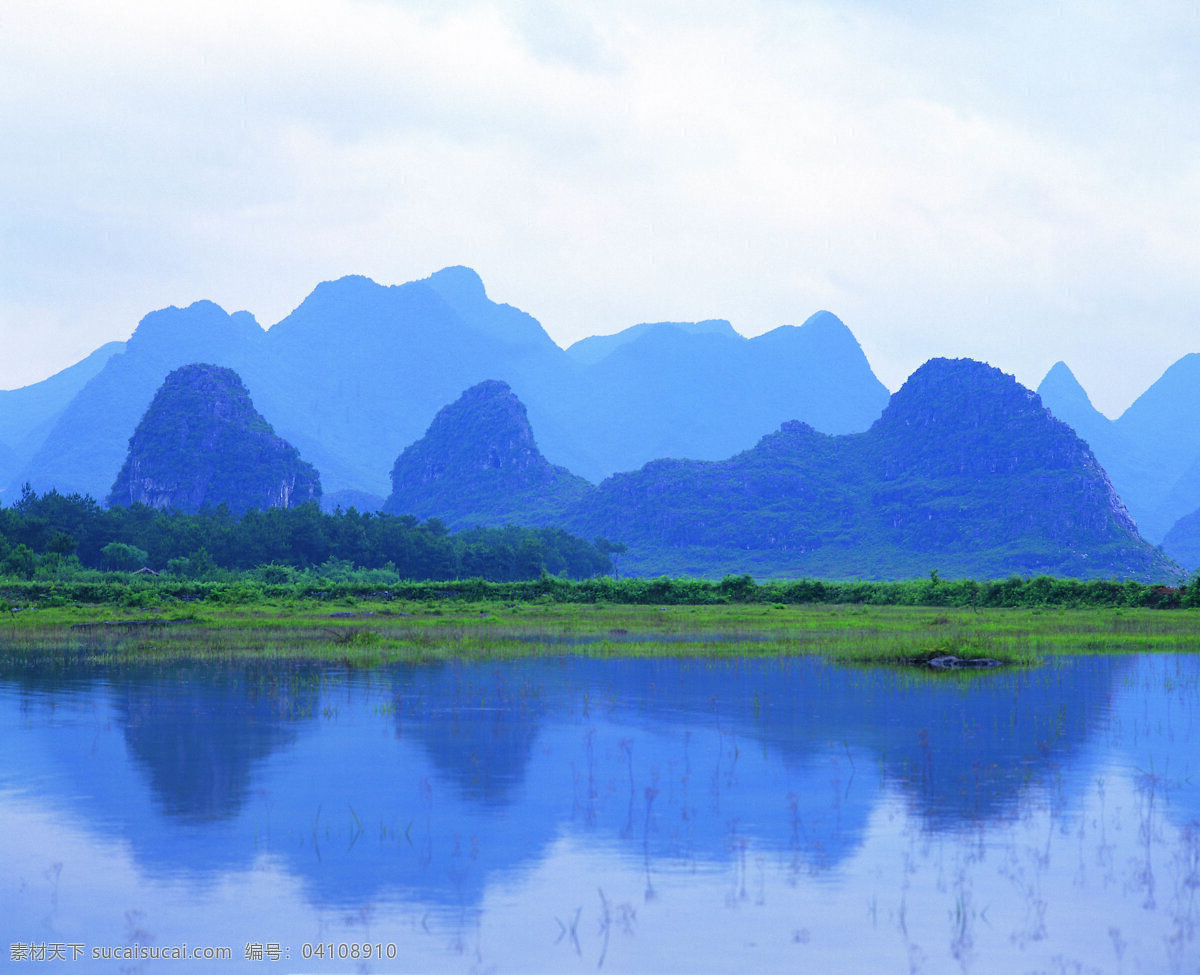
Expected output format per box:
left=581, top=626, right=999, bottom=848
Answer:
left=384, top=379, right=591, bottom=527
left=107, top=364, right=320, bottom=514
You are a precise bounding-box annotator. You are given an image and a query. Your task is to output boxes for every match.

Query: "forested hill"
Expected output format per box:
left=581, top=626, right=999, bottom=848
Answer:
left=575, top=358, right=1170, bottom=579
left=107, top=364, right=321, bottom=515
left=384, top=358, right=1177, bottom=582
left=384, top=379, right=592, bottom=526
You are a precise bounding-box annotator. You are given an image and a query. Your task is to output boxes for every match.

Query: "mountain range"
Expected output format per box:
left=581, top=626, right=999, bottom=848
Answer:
left=2, top=265, right=1199, bottom=575
left=0, top=267, right=888, bottom=509
left=385, top=365, right=1173, bottom=581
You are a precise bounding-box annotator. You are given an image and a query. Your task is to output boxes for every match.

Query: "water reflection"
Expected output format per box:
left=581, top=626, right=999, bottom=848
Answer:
left=2, top=654, right=1197, bottom=972
left=114, top=666, right=318, bottom=822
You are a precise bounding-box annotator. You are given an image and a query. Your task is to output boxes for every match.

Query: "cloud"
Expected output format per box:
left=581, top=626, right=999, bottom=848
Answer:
left=1, top=0, right=1197, bottom=416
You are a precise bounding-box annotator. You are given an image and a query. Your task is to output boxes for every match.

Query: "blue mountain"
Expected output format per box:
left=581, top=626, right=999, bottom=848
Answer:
left=107, top=364, right=321, bottom=515
left=5, top=268, right=891, bottom=505
left=12, top=302, right=265, bottom=499
left=1038, top=356, right=1200, bottom=545
left=0, top=340, right=123, bottom=492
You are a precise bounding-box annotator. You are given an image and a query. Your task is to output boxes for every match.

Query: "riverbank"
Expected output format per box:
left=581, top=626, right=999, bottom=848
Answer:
left=1, top=598, right=1195, bottom=668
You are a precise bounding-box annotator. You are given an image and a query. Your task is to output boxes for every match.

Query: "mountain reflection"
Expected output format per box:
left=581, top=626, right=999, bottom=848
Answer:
left=390, top=663, right=544, bottom=806
left=1, top=652, right=1191, bottom=914
left=111, top=664, right=323, bottom=821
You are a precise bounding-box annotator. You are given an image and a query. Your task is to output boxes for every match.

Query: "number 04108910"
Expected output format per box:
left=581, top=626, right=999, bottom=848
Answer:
left=301, top=942, right=399, bottom=960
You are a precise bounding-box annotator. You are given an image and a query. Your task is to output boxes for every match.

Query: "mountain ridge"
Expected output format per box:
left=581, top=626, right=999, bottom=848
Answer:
left=8, top=265, right=1200, bottom=581
left=5, top=268, right=890, bottom=502
left=1038, top=355, right=1200, bottom=545
left=0, top=339, right=125, bottom=490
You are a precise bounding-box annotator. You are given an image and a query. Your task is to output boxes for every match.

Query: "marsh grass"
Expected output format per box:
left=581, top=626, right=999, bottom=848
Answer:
left=0, top=598, right=1196, bottom=671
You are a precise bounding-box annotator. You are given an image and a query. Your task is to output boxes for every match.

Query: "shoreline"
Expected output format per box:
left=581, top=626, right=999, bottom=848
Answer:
left=1, top=600, right=1195, bottom=669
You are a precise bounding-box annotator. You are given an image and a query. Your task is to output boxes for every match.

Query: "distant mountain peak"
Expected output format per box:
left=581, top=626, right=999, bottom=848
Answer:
left=566, top=319, right=741, bottom=365
left=286, top=274, right=385, bottom=318
left=417, top=266, right=556, bottom=351
left=423, top=265, right=488, bottom=305
left=1043, top=359, right=1077, bottom=382
left=1038, top=361, right=1096, bottom=410
left=756, top=310, right=871, bottom=365
left=125, top=300, right=264, bottom=360
left=797, top=309, right=850, bottom=333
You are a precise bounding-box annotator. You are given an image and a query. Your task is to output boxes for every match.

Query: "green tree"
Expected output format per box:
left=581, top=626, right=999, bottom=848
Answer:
left=2, top=544, right=36, bottom=580
left=46, top=531, right=78, bottom=557
left=595, top=537, right=627, bottom=579
left=101, top=542, right=150, bottom=572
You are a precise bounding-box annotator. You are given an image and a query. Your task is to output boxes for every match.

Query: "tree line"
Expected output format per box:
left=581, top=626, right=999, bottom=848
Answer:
left=2, top=487, right=1196, bottom=609
left=0, top=566, right=1196, bottom=610
left=428, top=571, right=1199, bottom=608
left=0, top=487, right=612, bottom=582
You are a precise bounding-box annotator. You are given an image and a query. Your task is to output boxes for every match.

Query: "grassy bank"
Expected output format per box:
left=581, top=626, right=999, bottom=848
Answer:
left=1, top=595, right=1196, bottom=669
left=3, top=567, right=1198, bottom=610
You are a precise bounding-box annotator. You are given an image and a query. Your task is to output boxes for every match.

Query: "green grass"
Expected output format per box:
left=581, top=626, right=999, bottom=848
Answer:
left=0, top=598, right=1195, bottom=669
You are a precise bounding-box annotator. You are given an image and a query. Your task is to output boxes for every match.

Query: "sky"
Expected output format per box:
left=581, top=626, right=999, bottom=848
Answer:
left=2, top=0, right=1198, bottom=418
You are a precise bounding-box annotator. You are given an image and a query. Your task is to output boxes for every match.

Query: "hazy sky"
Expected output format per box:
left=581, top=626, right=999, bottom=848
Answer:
left=3, top=0, right=1198, bottom=417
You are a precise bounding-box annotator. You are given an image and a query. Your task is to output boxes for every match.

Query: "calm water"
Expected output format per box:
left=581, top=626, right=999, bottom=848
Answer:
left=3, top=653, right=1198, bottom=974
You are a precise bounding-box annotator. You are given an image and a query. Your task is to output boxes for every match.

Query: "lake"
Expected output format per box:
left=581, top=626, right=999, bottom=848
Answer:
left=3, top=653, right=1198, bottom=973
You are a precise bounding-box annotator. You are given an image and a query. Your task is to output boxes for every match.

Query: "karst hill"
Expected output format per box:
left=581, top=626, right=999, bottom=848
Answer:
left=107, top=363, right=321, bottom=515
